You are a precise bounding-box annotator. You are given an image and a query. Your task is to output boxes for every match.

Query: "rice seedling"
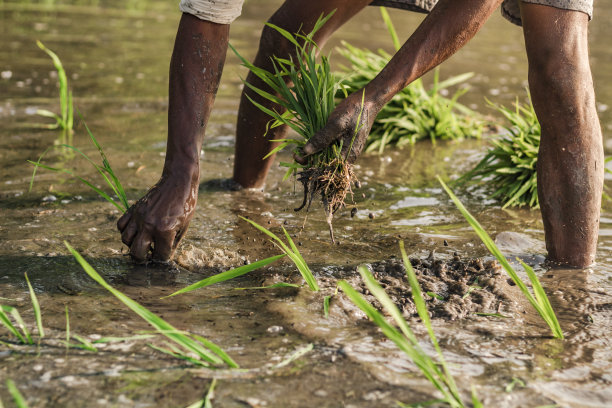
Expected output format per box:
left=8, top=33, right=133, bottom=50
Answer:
left=29, top=114, right=129, bottom=213
left=65, top=241, right=238, bottom=368
left=230, top=12, right=360, bottom=241
left=438, top=177, right=564, bottom=339
left=0, top=305, right=32, bottom=345
left=240, top=217, right=319, bottom=291
left=24, top=273, right=44, bottom=339
left=337, top=245, right=467, bottom=407
left=5, top=379, right=29, bottom=408
left=185, top=379, right=217, bottom=408
left=0, top=273, right=46, bottom=345
left=233, top=282, right=300, bottom=290
left=167, top=217, right=318, bottom=296
left=458, top=94, right=540, bottom=208
left=163, top=254, right=286, bottom=298
left=35, top=40, right=74, bottom=132
left=336, top=9, right=483, bottom=154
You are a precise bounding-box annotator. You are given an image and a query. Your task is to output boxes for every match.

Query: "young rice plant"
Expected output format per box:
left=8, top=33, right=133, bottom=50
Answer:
left=29, top=115, right=129, bottom=213
left=338, top=241, right=479, bottom=407
left=66, top=241, right=238, bottom=368
left=230, top=12, right=360, bottom=242
left=438, top=177, right=563, bottom=339
left=459, top=94, right=540, bottom=208
left=36, top=40, right=74, bottom=132
left=165, top=216, right=319, bottom=298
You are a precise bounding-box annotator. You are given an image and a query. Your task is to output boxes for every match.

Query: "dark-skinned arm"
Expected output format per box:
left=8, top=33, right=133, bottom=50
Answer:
left=117, top=14, right=229, bottom=262
left=299, top=0, right=504, bottom=162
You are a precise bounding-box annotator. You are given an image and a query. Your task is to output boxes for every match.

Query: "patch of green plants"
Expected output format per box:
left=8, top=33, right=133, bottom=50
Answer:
left=459, top=94, right=540, bottom=208
left=438, top=177, right=563, bottom=339
left=29, top=116, right=129, bottom=213
left=66, top=241, right=238, bottom=368
left=338, top=241, right=475, bottom=407
left=230, top=12, right=360, bottom=241
left=0, top=274, right=44, bottom=345
left=336, top=8, right=483, bottom=154
left=36, top=40, right=73, bottom=132
left=166, top=217, right=319, bottom=297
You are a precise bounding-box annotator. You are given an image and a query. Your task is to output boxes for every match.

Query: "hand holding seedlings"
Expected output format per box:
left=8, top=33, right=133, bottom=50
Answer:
left=295, top=90, right=376, bottom=165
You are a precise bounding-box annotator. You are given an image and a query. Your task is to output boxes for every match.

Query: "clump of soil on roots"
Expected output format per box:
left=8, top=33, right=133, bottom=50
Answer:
left=346, top=253, right=521, bottom=321
left=294, top=158, right=356, bottom=243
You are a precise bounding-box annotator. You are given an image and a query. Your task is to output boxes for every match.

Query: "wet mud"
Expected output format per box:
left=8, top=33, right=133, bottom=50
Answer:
left=2, top=0, right=612, bottom=407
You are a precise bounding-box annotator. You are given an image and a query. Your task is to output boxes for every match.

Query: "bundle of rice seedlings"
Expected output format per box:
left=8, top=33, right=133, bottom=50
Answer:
left=335, top=9, right=483, bottom=154
left=230, top=12, right=360, bottom=241
left=459, top=94, right=540, bottom=208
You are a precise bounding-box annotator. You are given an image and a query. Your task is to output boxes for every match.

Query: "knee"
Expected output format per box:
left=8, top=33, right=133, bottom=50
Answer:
left=527, top=39, right=592, bottom=99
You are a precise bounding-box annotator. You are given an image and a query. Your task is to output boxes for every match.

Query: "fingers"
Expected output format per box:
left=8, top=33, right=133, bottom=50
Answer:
left=295, top=122, right=341, bottom=164
left=121, top=222, right=138, bottom=246
left=130, top=231, right=153, bottom=263
left=117, top=207, right=133, bottom=231
left=152, top=230, right=177, bottom=262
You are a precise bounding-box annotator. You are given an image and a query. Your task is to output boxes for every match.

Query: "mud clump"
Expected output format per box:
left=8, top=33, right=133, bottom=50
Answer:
left=351, top=253, right=519, bottom=321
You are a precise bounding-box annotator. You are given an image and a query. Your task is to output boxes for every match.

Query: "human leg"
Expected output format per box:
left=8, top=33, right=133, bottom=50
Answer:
left=521, top=3, right=603, bottom=267
left=232, top=0, right=372, bottom=188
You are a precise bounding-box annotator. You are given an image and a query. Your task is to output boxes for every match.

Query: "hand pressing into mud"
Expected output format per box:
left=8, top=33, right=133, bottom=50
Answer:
left=296, top=91, right=377, bottom=165
left=117, top=174, right=198, bottom=262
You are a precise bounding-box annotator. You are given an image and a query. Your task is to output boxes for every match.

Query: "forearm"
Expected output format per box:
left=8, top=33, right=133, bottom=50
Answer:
left=365, top=0, right=503, bottom=109
left=164, top=13, right=229, bottom=181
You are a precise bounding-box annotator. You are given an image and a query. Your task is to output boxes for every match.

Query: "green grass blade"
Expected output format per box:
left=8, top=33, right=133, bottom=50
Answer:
left=65, top=305, right=70, bottom=349
left=65, top=241, right=234, bottom=367
left=323, top=295, right=331, bottom=318
left=2, top=306, right=32, bottom=344
left=379, top=7, right=401, bottom=51
left=234, top=282, right=300, bottom=290
left=24, top=273, right=44, bottom=339
left=6, top=379, right=29, bottom=408
left=71, top=333, right=98, bottom=352
left=399, top=242, right=462, bottom=404
left=0, top=308, right=26, bottom=343
left=338, top=279, right=454, bottom=404
left=438, top=176, right=563, bottom=339
left=163, top=254, right=285, bottom=298
left=281, top=227, right=319, bottom=291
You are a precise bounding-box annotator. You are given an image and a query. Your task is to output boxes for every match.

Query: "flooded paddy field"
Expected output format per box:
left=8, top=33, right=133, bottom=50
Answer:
left=1, top=0, right=612, bottom=406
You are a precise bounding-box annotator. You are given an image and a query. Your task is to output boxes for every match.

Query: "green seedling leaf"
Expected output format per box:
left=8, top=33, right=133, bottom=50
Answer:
left=240, top=217, right=319, bottom=291
left=24, top=273, right=44, bottom=339
left=6, top=379, right=29, bottom=408
left=273, top=343, right=314, bottom=369
left=66, top=241, right=237, bottom=368
left=475, top=312, right=511, bottom=318
left=164, top=254, right=286, bottom=298
left=438, top=177, right=563, bottom=339
left=234, top=282, right=300, bottom=290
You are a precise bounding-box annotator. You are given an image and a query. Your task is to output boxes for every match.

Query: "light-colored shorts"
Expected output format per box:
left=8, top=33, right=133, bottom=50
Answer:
left=179, top=0, right=245, bottom=25
left=179, top=0, right=594, bottom=26
left=371, top=0, right=593, bottom=26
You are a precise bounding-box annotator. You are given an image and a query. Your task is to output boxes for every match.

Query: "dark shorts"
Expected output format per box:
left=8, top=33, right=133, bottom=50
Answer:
left=370, top=0, right=593, bottom=26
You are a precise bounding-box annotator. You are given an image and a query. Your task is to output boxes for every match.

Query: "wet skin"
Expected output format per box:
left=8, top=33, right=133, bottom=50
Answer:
left=119, top=0, right=603, bottom=268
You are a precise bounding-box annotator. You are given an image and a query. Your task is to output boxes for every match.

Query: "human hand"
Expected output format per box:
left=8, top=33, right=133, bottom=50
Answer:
left=296, top=91, right=377, bottom=164
left=117, top=173, right=198, bottom=262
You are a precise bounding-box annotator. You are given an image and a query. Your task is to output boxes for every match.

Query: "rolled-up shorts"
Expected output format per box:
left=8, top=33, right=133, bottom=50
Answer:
left=179, top=0, right=593, bottom=26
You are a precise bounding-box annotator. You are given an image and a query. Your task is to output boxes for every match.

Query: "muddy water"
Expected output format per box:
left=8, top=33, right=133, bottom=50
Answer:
left=1, top=1, right=612, bottom=407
